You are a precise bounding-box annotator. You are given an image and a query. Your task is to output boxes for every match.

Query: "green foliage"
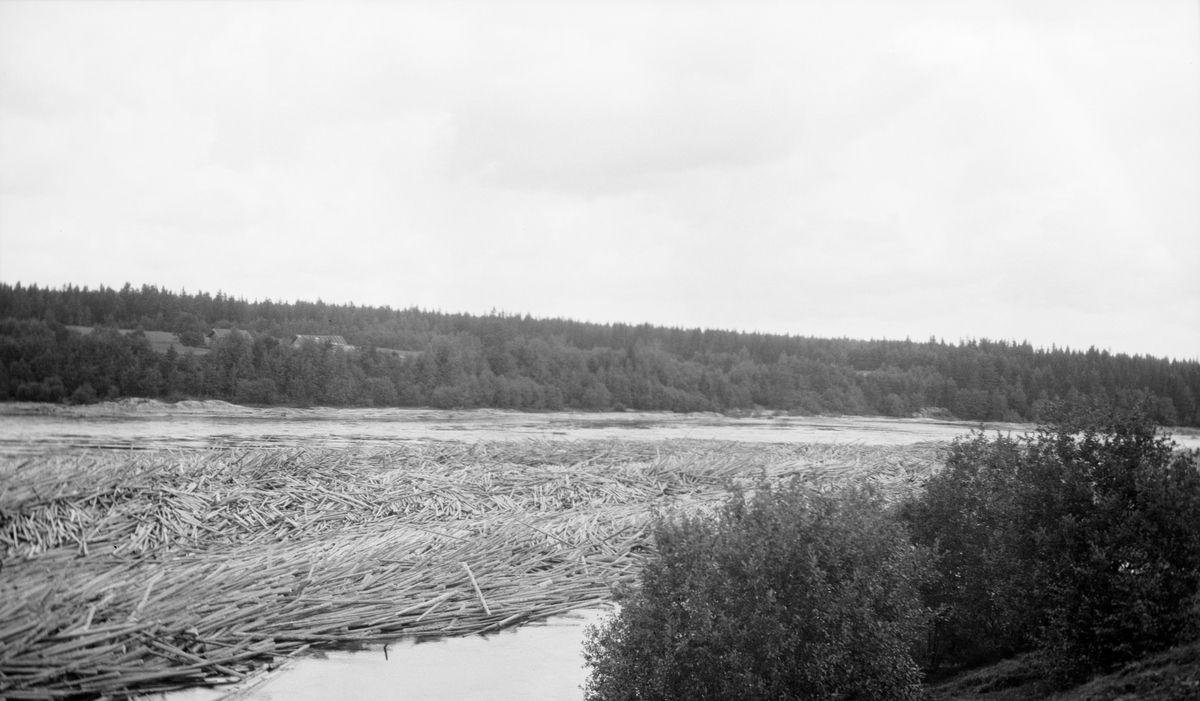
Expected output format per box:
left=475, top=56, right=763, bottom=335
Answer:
left=902, top=403, right=1200, bottom=682
left=583, top=485, right=931, bottom=701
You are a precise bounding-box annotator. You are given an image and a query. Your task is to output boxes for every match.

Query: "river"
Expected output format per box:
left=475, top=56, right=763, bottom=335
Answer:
left=4, top=402, right=1196, bottom=700
left=0, top=400, right=1064, bottom=453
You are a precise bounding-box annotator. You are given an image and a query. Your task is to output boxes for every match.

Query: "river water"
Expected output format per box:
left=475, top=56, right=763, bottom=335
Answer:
left=7, top=402, right=1193, bottom=453
left=256, top=608, right=606, bottom=701
left=0, top=400, right=1064, bottom=453
left=154, top=609, right=610, bottom=701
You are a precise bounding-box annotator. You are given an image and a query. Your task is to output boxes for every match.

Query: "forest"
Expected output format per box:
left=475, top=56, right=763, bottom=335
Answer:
left=1, top=282, right=1197, bottom=426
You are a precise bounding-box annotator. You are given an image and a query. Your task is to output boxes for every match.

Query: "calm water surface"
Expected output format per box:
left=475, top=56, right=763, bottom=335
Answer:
left=154, top=609, right=610, bottom=701
left=0, top=402, right=1071, bottom=453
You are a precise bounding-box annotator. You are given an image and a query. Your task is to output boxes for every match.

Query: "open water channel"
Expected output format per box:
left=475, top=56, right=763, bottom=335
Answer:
left=0, top=400, right=1053, bottom=453
left=4, top=402, right=1196, bottom=700
left=161, top=608, right=610, bottom=701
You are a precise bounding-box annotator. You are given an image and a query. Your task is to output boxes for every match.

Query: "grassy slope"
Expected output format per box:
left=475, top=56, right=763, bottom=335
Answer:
left=926, top=640, right=1200, bottom=701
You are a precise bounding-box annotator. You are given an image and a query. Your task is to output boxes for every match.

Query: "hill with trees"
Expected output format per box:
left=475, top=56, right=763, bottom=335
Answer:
left=1, top=282, right=1197, bottom=426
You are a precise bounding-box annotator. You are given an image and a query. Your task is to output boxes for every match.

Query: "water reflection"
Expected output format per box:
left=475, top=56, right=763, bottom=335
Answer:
left=201, top=608, right=610, bottom=701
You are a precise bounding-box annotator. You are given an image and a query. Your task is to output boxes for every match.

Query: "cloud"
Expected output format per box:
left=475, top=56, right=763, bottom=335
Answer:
left=0, top=1, right=1196, bottom=359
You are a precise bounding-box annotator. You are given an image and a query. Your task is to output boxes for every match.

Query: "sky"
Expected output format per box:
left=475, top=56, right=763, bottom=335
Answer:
left=1, top=1, right=1197, bottom=361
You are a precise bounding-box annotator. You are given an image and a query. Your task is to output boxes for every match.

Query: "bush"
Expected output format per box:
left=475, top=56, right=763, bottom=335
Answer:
left=15, top=377, right=65, bottom=402
left=583, top=485, right=931, bottom=701
left=899, top=431, right=1035, bottom=667
left=69, top=382, right=98, bottom=405
left=901, top=403, right=1200, bottom=682
left=235, top=378, right=278, bottom=405
left=178, top=329, right=207, bottom=348
left=365, top=376, right=398, bottom=406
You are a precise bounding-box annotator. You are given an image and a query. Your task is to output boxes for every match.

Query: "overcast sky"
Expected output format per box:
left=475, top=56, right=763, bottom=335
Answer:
left=1, top=1, right=1197, bottom=360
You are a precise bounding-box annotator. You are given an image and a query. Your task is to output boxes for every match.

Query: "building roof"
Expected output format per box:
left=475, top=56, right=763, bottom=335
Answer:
left=293, top=334, right=350, bottom=346
left=375, top=347, right=423, bottom=360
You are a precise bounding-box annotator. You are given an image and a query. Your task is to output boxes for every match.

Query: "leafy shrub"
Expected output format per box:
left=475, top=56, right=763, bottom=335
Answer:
left=899, top=431, right=1035, bottom=667
left=583, top=485, right=931, bottom=701
left=178, top=329, right=207, bottom=348
left=902, top=403, right=1200, bottom=682
left=15, top=377, right=65, bottom=402
left=69, top=382, right=98, bottom=405
left=235, top=378, right=278, bottom=405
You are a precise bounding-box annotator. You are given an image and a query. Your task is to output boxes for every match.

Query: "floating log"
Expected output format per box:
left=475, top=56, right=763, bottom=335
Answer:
left=0, top=439, right=942, bottom=698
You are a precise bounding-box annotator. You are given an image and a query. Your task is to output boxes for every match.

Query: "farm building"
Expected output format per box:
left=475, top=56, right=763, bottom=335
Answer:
left=59, top=326, right=419, bottom=361
left=288, top=336, right=420, bottom=360
left=374, top=347, right=423, bottom=361
left=292, top=334, right=354, bottom=350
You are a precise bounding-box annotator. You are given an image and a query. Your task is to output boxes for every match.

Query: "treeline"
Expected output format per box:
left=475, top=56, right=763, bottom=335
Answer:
left=1, top=282, right=1198, bottom=425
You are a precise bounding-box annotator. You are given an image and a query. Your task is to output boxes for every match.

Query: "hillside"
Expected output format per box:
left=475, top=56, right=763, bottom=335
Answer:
left=1, top=282, right=1197, bottom=425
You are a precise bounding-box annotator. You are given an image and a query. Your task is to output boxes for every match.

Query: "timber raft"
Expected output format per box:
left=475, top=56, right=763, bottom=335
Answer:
left=0, top=440, right=941, bottom=699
